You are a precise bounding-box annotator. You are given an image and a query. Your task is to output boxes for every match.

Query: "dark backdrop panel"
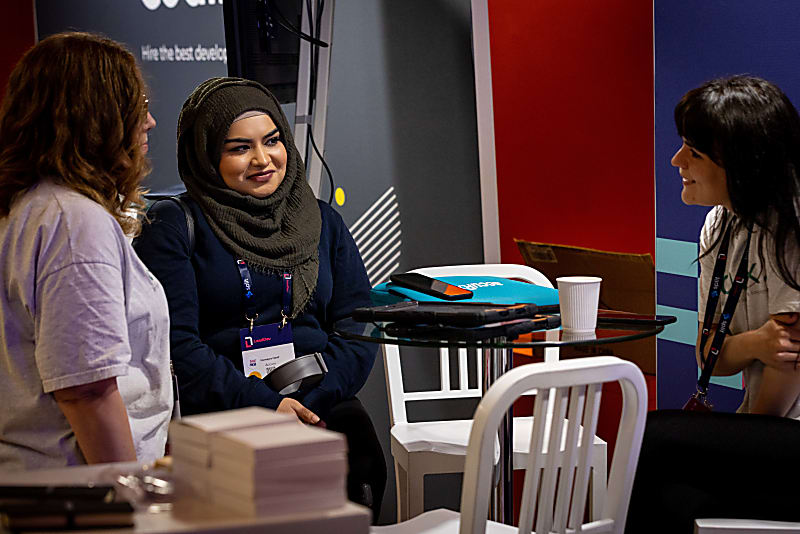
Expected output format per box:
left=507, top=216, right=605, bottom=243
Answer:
left=36, top=0, right=228, bottom=193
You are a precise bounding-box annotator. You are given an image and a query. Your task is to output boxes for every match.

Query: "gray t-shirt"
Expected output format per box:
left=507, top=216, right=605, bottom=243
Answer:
left=0, top=181, right=172, bottom=469
left=699, top=207, right=800, bottom=419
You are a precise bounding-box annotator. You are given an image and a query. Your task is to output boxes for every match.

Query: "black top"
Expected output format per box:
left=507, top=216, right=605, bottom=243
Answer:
left=133, top=196, right=376, bottom=419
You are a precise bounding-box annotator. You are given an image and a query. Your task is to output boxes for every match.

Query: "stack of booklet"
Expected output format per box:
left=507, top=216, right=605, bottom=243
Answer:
left=169, top=406, right=348, bottom=516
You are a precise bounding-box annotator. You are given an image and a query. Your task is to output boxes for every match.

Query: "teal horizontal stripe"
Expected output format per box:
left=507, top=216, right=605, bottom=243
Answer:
left=658, top=304, right=743, bottom=390
left=656, top=238, right=698, bottom=278
left=656, top=304, right=697, bottom=346
left=705, top=370, right=744, bottom=391
left=656, top=304, right=742, bottom=389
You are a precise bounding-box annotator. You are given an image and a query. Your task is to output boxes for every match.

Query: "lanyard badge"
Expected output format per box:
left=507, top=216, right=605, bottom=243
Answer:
left=237, top=261, right=295, bottom=378
left=688, top=225, right=752, bottom=408
left=240, top=322, right=295, bottom=379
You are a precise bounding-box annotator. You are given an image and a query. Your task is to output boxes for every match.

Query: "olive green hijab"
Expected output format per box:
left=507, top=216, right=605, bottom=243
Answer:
left=177, top=77, right=321, bottom=318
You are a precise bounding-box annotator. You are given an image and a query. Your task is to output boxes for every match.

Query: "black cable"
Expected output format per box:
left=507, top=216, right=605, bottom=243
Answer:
left=308, top=126, right=335, bottom=204
left=302, top=0, right=335, bottom=204
left=269, top=0, right=328, bottom=47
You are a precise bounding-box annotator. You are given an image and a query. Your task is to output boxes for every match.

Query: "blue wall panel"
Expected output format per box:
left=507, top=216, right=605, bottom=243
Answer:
left=657, top=339, right=699, bottom=409
left=657, top=339, right=745, bottom=409
left=656, top=272, right=697, bottom=311
left=655, top=0, right=800, bottom=411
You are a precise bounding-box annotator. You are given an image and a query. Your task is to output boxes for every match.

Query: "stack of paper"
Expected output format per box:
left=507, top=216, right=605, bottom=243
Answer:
left=169, top=407, right=296, bottom=500
left=168, top=407, right=348, bottom=516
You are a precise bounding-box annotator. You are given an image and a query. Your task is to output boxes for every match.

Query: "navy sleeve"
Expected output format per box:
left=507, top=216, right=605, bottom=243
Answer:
left=133, top=200, right=284, bottom=414
left=301, top=203, right=378, bottom=418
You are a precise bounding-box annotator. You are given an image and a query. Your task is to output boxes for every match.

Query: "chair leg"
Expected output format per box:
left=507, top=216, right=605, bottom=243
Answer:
left=394, top=461, right=409, bottom=522
left=407, top=463, right=425, bottom=519
left=589, top=448, right=608, bottom=521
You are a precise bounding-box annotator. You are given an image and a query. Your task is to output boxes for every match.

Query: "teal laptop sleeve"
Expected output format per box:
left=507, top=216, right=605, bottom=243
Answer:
left=371, top=275, right=559, bottom=306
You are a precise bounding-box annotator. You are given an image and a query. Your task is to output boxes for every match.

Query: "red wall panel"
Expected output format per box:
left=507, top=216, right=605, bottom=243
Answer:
left=488, top=1, right=654, bottom=261
left=1, top=2, right=35, bottom=101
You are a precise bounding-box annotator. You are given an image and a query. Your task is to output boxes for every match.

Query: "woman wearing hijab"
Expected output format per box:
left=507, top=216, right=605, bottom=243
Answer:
left=134, top=77, right=385, bottom=518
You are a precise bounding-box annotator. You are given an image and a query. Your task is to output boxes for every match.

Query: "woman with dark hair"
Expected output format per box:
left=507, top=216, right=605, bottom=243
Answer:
left=0, top=32, right=171, bottom=469
left=133, top=77, right=386, bottom=519
left=625, top=75, right=800, bottom=533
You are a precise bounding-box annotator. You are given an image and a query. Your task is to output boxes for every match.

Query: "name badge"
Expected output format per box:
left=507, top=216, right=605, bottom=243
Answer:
left=240, top=322, right=295, bottom=379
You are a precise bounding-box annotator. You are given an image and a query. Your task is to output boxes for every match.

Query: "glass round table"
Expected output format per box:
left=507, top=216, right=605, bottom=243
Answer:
left=335, top=317, right=670, bottom=524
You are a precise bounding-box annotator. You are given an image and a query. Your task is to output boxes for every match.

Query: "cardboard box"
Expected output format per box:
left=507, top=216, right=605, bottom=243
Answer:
left=515, top=239, right=656, bottom=374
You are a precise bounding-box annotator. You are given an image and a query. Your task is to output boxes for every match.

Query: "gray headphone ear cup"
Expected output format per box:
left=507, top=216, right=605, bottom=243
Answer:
left=265, top=352, right=327, bottom=395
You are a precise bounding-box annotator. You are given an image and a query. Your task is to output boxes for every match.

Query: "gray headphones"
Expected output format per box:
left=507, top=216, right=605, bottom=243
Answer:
left=265, top=353, right=328, bottom=395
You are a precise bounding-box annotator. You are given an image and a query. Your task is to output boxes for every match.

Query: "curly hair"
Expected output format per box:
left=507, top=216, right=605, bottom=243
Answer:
left=675, top=75, right=800, bottom=291
left=0, top=32, right=150, bottom=235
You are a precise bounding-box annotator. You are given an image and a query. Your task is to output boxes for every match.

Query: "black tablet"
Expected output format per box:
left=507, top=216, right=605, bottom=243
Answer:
left=383, top=315, right=561, bottom=341
left=596, top=310, right=677, bottom=326
left=351, top=301, right=548, bottom=327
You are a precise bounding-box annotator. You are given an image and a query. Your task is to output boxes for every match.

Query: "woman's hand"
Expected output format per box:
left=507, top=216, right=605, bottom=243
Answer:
left=277, top=398, right=320, bottom=425
left=752, top=313, right=800, bottom=370
left=749, top=313, right=800, bottom=416
left=696, top=313, right=800, bottom=375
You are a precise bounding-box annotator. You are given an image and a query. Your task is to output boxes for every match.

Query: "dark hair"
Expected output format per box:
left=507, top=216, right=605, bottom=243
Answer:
left=675, top=75, right=800, bottom=290
left=0, top=32, right=150, bottom=235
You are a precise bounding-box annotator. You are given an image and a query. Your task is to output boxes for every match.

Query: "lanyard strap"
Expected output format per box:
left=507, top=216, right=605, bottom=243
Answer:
left=697, top=225, right=752, bottom=392
left=281, top=273, right=292, bottom=328
left=236, top=259, right=292, bottom=331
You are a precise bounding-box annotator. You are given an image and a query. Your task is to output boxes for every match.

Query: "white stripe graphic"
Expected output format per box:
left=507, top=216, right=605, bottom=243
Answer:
left=350, top=187, right=402, bottom=286
left=364, top=237, right=401, bottom=271
left=359, top=216, right=400, bottom=258
left=351, top=187, right=395, bottom=237
left=368, top=251, right=402, bottom=284
left=353, top=201, right=397, bottom=249
left=368, top=244, right=402, bottom=281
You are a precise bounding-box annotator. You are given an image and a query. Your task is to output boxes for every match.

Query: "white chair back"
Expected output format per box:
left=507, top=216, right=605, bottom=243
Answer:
left=459, top=356, right=647, bottom=534
left=383, top=264, right=557, bottom=426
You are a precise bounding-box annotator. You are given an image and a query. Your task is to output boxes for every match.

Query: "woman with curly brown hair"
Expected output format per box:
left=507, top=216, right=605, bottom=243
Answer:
left=0, top=32, right=172, bottom=469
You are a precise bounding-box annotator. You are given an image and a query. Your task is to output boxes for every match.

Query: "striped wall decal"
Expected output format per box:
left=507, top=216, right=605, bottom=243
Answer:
left=656, top=298, right=743, bottom=390
left=656, top=237, right=743, bottom=391
left=351, top=186, right=402, bottom=286
left=655, top=237, right=698, bottom=277
left=701, top=369, right=743, bottom=390
left=656, top=304, right=697, bottom=346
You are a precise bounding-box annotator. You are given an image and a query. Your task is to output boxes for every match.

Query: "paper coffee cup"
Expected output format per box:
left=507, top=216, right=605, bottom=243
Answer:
left=556, top=276, right=602, bottom=333
left=561, top=329, right=597, bottom=342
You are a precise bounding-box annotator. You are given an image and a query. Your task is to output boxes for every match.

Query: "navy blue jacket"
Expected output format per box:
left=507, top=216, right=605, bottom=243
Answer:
left=133, top=197, right=377, bottom=419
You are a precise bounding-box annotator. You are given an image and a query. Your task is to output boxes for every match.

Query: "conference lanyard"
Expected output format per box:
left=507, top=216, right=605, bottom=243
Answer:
left=697, top=225, right=752, bottom=393
left=236, top=260, right=296, bottom=379
left=236, top=259, right=292, bottom=332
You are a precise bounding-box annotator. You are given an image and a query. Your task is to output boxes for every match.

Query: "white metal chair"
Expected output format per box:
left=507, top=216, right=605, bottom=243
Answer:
left=373, top=356, right=647, bottom=534
left=695, top=519, right=800, bottom=533
left=383, top=264, right=607, bottom=521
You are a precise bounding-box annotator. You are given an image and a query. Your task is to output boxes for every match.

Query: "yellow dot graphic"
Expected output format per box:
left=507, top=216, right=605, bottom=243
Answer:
left=335, top=187, right=346, bottom=206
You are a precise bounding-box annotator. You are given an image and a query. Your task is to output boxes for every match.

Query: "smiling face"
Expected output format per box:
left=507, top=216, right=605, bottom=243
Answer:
left=671, top=140, right=730, bottom=209
left=218, top=114, right=287, bottom=198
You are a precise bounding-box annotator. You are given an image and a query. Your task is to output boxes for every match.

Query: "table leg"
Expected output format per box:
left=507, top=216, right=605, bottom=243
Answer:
left=483, top=339, right=514, bottom=524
